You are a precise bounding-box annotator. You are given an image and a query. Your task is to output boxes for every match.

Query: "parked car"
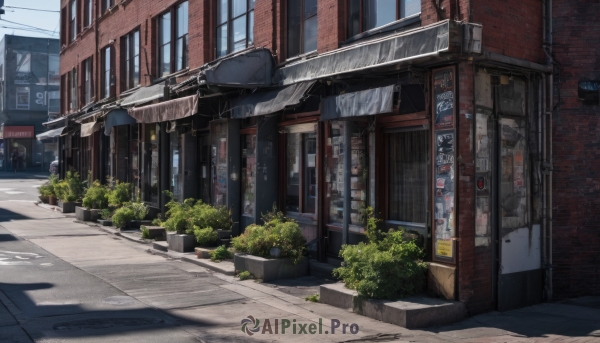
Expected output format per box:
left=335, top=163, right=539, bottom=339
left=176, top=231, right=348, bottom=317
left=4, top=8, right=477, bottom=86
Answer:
left=49, top=160, right=59, bottom=174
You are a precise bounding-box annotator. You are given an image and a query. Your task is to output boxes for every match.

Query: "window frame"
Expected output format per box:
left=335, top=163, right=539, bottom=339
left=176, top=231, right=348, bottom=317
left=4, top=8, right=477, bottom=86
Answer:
left=16, top=86, right=30, bottom=110
left=215, top=0, right=255, bottom=59
left=83, top=57, right=93, bottom=105
left=175, top=1, right=189, bottom=71
left=347, top=0, right=421, bottom=38
left=69, top=0, right=77, bottom=42
left=122, top=29, right=141, bottom=91
left=70, top=68, right=78, bottom=110
left=84, top=0, right=93, bottom=28
left=287, top=0, right=318, bottom=59
left=102, top=0, right=114, bottom=14
left=157, top=1, right=188, bottom=78
left=101, top=46, right=113, bottom=99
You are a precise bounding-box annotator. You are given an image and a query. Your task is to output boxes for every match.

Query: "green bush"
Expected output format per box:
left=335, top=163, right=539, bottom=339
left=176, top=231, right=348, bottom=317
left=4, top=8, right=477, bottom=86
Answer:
left=112, top=207, right=135, bottom=228
left=141, top=225, right=151, bottom=239
left=100, top=208, right=113, bottom=220
left=128, top=201, right=149, bottom=220
left=305, top=294, right=319, bottom=302
left=54, top=181, right=69, bottom=201
left=161, top=191, right=232, bottom=234
left=194, top=226, right=218, bottom=247
left=38, top=183, right=53, bottom=197
left=333, top=207, right=427, bottom=300
left=82, top=181, right=108, bottom=209
left=237, top=270, right=252, bottom=280
left=55, top=171, right=85, bottom=202
left=210, top=245, right=232, bottom=262
left=107, top=182, right=132, bottom=207
left=231, top=209, right=306, bottom=264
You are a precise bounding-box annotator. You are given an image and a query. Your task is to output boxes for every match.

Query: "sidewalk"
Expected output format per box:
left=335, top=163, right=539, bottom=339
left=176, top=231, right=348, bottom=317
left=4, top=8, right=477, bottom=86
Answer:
left=16, top=202, right=600, bottom=342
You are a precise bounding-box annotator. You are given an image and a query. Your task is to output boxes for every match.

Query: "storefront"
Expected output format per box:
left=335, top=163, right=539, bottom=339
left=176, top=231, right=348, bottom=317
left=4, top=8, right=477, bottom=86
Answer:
left=1, top=125, right=37, bottom=171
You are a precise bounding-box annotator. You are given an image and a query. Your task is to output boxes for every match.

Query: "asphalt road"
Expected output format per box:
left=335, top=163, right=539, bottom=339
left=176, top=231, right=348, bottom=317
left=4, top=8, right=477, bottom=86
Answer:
left=0, top=175, right=599, bottom=342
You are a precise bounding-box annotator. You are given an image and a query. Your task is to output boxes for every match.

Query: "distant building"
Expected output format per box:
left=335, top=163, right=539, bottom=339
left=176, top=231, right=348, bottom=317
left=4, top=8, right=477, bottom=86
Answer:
left=0, top=35, right=60, bottom=171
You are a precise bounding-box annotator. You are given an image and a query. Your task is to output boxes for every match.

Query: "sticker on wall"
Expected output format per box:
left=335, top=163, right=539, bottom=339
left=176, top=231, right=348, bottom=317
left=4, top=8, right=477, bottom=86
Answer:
left=433, top=130, right=456, bottom=260
left=433, top=69, right=455, bottom=130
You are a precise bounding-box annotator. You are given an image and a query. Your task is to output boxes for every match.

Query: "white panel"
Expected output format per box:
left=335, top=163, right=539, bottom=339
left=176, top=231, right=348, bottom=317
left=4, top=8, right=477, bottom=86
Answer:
left=500, top=224, right=541, bottom=274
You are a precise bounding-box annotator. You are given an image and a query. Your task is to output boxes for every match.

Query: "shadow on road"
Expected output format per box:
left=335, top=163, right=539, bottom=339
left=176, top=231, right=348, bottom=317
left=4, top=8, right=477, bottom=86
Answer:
left=0, top=234, right=17, bottom=242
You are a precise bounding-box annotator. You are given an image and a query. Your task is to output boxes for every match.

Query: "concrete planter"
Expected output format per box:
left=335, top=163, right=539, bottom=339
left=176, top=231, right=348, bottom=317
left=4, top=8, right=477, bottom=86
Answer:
left=39, top=195, right=49, bottom=204
left=75, top=207, right=100, bottom=222
left=217, top=229, right=232, bottom=240
left=129, top=220, right=152, bottom=230
left=233, top=254, right=308, bottom=282
left=142, top=226, right=166, bottom=240
left=58, top=201, right=82, bottom=213
left=48, top=196, right=58, bottom=206
left=97, top=219, right=112, bottom=226
left=319, top=283, right=466, bottom=329
left=168, top=233, right=195, bottom=253
left=195, top=246, right=218, bottom=259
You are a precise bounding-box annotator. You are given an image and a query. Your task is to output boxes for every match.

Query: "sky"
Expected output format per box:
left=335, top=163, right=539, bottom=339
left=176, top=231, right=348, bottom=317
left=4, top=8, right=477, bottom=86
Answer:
left=0, top=0, right=60, bottom=40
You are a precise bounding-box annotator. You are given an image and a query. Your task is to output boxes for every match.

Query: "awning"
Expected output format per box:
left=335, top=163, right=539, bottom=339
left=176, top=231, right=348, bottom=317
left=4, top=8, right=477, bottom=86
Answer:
left=321, top=85, right=395, bottom=121
left=120, top=83, right=165, bottom=107
left=104, top=109, right=137, bottom=135
left=231, top=81, right=315, bottom=119
left=80, top=121, right=102, bottom=137
left=200, top=48, right=273, bottom=88
left=128, top=95, right=198, bottom=123
left=273, top=20, right=459, bottom=86
left=36, top=126, right=66, bottom=141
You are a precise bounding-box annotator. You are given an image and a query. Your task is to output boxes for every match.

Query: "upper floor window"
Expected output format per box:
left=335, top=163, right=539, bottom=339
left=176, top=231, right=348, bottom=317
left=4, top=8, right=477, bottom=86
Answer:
left=84, top=0, right=93, bottom=27
left=102, top=0, right=114, bottom=14
left=348, top=0, right=421, bottom=37
left=70, top=68, right=78, bottom=110
left=122, top=29, right=140, bottom=90
left=69, top=0, right=77, bottom=42
left=157, top=1, right=188, bottom=78
left=83, top=57, right=93, bottom=105
left=287, top=0, right=317, bottom=58
left=216, top=0, right=255, bottom=58
left=102, top=46, right=113, bottom=99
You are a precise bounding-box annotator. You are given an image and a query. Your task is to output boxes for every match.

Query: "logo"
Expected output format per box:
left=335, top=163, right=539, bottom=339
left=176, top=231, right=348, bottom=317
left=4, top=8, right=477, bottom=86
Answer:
left=241, top=315, right=261, bottom=336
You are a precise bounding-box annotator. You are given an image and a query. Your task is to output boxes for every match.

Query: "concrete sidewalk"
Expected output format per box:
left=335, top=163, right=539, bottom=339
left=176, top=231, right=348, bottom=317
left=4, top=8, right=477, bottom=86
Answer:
left=2, top=201, right=599, bottom=342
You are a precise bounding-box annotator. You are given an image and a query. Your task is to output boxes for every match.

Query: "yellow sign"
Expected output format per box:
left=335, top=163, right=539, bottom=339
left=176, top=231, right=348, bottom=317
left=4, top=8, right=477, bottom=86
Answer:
left=436, top=240, right=453, bottom=258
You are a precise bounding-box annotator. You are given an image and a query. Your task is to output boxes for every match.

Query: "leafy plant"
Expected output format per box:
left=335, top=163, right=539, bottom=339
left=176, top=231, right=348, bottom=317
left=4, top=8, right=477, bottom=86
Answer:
left=128, top=201, right=149, bottom=221
left=99, top=208, right=113, bottom=220
left=141, top=225, right=151, bottom=239
left=231, top=209, right=306, bottom=264
left=194, top=226, right=218, bottom=247
left=107, top=182, right=132, bottom=207
left=54, top=181, right=69, bottom=202
left=39, top=174, right=58, bottom=197
left=237, top=270, right=252, bottom=281
left=333, top=208, right=427, bottom=300
left=151, top=215, right=163, bottom=226
left=112, top=207, right=135, bottom=228
left=82, top=181, right=109, bottom=209
left=161, top=191, right=232, bottom=234
left=210, top=245, right=232, bottom=262
left=305, top=294, right=319, bottom=302
left=55, top=170, right=85, bottom=202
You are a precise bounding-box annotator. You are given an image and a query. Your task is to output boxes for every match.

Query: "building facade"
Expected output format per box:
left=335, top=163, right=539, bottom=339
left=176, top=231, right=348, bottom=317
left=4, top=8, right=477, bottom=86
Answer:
left=57, top=0, right=597, bottom=314
left=0, top=35, right=60, bottom=171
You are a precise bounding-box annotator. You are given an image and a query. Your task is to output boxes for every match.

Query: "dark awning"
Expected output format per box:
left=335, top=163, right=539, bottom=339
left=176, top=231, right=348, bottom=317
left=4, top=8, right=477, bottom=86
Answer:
left=200, top=48, right=273, bottom=88
left=80, top=121, right=102, bottom=137
left=128, top=95, right=198, bottom=124
left=104, top=109, right=137, bottom=136
left=321, top=85, right=395, bottom=121
left=273, top=20, right=459, bottom=86
left=120, top=84, right=165, bottom=107
left=231, top=81, right=315, bottom=119
left=36, top=126, right=66, bottom=141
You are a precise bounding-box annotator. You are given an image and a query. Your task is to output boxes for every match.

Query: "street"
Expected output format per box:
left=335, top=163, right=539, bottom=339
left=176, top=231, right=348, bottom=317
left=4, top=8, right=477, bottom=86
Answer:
left=0, top=174, right=598, bottom=342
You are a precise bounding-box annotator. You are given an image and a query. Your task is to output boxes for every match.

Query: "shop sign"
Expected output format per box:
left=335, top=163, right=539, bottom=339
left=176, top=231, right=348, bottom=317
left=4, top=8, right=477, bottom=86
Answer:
left=2, top=126, right=34, bottom=139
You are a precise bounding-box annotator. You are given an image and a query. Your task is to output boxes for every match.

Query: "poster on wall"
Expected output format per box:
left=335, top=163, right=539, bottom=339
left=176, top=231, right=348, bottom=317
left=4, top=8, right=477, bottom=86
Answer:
left=433, top=130, right=456, bottom=261
left=433, top=68, right=455, bottom=130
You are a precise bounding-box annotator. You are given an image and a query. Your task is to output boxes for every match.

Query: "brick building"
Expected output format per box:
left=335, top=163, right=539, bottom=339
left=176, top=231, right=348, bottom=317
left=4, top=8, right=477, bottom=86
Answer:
left=54, top=0, right=585, bottom=314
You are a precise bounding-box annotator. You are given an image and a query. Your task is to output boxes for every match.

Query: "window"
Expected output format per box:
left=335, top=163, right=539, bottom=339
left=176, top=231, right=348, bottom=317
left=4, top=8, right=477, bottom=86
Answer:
left=84, top=0, right=93, bottom=27
left=48, top=91, right=60, bottom=113
left=122, top=30, right=140, bottom=90
left=175, top=2, right=189, bottom=71
left=69, top=0, right=77, bottom=42
left=16, top=87, right=30, bottom=110
left=70, top=68, right=78, bottom=110
left=83, top=57, right=93, bottom=105
left=15, top=51, right=31, bottom=84
left=102, top=0, right=114, bottom=13
left=285, top=127, right=317, bottom=214
left=216, top=0, right=255, bottom=58
left=157, top=2, right=188, bottom=77
left=101, top=46, right=113, bottom=99
left=48, top=54, right=60, bottom=85
left=348, top=0, right=421, bottom=37
left=287, top=0, right=317, bottom=58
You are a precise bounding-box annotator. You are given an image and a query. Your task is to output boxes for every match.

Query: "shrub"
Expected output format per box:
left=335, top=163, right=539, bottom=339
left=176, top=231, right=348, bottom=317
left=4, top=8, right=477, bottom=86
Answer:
left=237, top=270, right=252, bottom=281
left=161, top=191, right=232, bottom=234
left=305, top=294, right=319, bottom=302
left=112, top=207, right=135, bottom=228
left=194, top=226, right=218, bottom=247
left=107, top=182, right=132, bottom=207
left=210, top=245, right=232, bottom=262
left=151, top=215, right=163, bottom=226
left=141, top=225, right=151, bottom=239
left=54, top=181, right=69, bottom=202
left=55, top=171, right=85, bottom=202
left=128, top=201, right=149, bottom=221
left=231, top=209, right=306, bottom=264
left=333, top=207, right=427, bottom=300
left=82, top=181, right=108, bottom=209
left=99, top=208, right=113, bottom=220
left=38, top=184, right=53, bottom=197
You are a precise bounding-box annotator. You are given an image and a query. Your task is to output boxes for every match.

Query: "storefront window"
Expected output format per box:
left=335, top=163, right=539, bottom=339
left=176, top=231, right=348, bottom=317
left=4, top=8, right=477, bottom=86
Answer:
left=285, top=128, right=317, bottom=214
left=170, top=132, right=182, bottom=201
left=326, top=121, right=344, bottom=225
left=144, top=124, right=160, bottom=206
left=211, top=122, right=228, bottom=206
left=349, top=125, right=368, bottom=231
left=241, top=134, right=256, bottom=217
left=130, top=125, right=139, bottom=198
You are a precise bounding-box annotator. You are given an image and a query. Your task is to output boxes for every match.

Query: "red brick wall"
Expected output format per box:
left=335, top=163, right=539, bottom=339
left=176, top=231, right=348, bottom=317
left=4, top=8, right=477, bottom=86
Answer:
left=317, top=0, right=345, bottom=54
left=551, top=1, right=600, bottom=299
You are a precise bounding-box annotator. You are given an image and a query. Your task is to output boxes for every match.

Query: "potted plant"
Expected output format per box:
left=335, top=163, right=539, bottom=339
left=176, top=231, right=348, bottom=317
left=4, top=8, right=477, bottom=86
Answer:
left=55, top=170, right=84, bottom=213
left=231, top=208, right=308, bottom=281
left=97, top=208, right=113, bottom=226
left=128, top=201, right=151, bottom=229
left=77, top=180, right=108, bottom=222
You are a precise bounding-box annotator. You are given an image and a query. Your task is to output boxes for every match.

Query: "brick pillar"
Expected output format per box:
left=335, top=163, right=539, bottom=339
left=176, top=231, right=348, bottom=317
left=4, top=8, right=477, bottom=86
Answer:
left=317, top=0, right=344, bottom=54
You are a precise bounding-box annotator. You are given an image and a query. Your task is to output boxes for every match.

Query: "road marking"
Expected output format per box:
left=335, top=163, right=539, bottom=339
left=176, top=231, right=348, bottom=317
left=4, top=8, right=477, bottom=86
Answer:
left=5, top=191, right=24, bottom=195
left=40, top=263, right=53, bottom=266
left=31, top=185, right=42, bottom=188
left=0, top=188, right=14, bottom=191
